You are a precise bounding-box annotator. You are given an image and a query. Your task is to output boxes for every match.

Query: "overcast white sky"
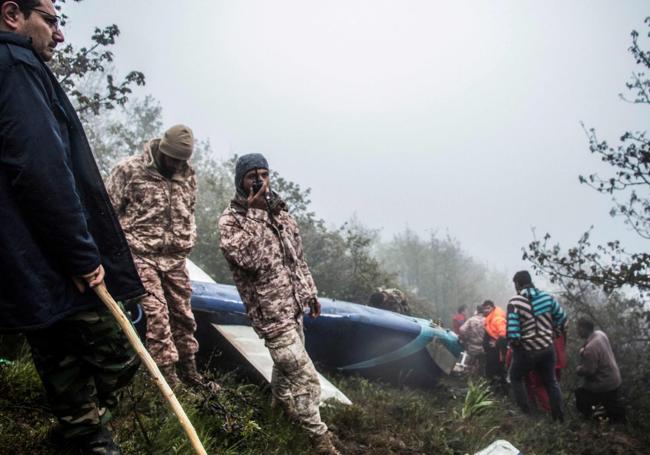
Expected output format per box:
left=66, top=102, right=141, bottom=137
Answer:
left=62, top=1, right=649, bottom=274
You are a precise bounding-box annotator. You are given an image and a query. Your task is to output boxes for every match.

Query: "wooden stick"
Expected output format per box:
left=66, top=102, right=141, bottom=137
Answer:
left=94, top=283, right=208, bottom=455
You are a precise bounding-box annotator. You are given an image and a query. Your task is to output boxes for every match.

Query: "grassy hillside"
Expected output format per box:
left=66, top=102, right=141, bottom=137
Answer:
left=0, top=335, right=646, bottom=455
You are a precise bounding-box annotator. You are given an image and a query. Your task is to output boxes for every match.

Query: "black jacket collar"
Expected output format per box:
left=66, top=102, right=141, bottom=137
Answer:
left=0, top=31, right=32, bottom=48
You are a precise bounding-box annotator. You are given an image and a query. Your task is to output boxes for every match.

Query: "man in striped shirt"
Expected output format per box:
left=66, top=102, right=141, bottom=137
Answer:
left=507, top=270, right=567, bottom=421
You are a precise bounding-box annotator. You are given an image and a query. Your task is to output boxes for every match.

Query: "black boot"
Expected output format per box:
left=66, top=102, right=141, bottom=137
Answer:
left=74, top=427, right=122, bottom=455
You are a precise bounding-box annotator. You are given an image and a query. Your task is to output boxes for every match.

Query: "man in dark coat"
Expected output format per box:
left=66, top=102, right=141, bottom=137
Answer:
left=575, top=318, right=625, bottom=423
left=0, top=1, right=145, bottom=453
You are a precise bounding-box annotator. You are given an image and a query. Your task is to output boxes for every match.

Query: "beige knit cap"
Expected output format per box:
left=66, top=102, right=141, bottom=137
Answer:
left=158, top=124, right=194, bottom=160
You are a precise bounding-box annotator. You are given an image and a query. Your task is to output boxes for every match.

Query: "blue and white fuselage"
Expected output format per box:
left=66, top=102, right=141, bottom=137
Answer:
left=188, top=262, right=462, bottom=386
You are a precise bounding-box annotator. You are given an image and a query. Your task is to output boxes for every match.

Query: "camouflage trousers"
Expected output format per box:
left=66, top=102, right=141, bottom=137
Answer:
left=265, top=322, right=328, bottom=438
left=134, top=258, right=199, bottom=366
left=25, top=305, right=139, bottom=439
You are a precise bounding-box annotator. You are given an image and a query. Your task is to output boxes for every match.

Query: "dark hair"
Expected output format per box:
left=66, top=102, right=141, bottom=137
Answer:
left=482, top=300, right=495, bottom=308
left=0, top=0, right=41, bottom=18
left=577, top=317, right=594, bottom=333
left=457, top=304, right=467, bottom=313
left=513, top=270, right=533, bottom=288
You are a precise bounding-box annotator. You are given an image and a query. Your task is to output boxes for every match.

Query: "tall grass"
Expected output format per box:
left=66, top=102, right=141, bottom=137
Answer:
left=1, top=347, right=648, bottom=455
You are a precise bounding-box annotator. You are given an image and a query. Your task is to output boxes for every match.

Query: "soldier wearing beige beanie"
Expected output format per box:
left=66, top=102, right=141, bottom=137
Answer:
left=106, top=124, right=218, bottom=391
left=151, top=124, right=194, bottom=179
left=159, top=124, right=194, bottom=161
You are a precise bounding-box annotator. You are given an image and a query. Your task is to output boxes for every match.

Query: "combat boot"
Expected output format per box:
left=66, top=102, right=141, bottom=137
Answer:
left=159, top=363, right=181, bottom=389
left=178, top=355, right=221, bottom=391
left=311, top=431, right=342, bottom=455
left=74, top=426, right=122, bottom=455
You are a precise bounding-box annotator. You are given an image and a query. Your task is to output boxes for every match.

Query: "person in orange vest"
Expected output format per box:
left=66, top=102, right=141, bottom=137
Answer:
left=481, top=300, right=508, bottom=393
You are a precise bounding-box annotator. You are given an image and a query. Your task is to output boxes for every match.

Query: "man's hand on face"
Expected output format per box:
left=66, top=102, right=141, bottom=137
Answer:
left=308, top=297, right=321, bottom=318
left=247, top=178, right=269, bottom=210
left=72, top=264, right=105, bottom=293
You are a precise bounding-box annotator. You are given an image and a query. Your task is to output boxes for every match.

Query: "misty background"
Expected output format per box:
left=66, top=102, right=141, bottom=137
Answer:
left=62, top=0, right=649, bottom=278
left=4, top=4, right=650, bottom=452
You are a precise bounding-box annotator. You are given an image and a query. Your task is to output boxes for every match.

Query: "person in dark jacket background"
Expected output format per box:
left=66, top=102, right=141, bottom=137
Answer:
left=575, top=318, right=625, bottom=423
left=0, top=1, right=145, bottom=453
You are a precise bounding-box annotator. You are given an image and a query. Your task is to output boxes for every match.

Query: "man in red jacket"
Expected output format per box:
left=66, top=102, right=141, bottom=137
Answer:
left=452, top=304, right=467, bottom=334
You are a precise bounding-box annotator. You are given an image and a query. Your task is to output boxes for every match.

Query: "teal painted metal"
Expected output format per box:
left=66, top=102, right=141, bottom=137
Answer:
left=339, top=321, right=437, bottom=371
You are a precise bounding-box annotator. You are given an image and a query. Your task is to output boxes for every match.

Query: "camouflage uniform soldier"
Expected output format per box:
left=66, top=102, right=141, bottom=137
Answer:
left=0, top=2, right=145, bottom=453
left=368, top=287, right=411, bottom=314
left=106, top=125, right=213, bottom=389
left=219, top=154, right=341, bottom=455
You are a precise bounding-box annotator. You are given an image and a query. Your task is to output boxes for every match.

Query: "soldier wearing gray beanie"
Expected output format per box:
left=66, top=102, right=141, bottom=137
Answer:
left=235, top=153, right=269, bottom=197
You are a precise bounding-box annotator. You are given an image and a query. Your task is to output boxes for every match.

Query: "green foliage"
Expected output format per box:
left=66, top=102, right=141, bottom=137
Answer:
left=270, top=177, right=396, bottom=302
left=190, top=150, right=237, bottom=284
left=0, top=343, right=43, bottom=403
left=0, top=341, right=54, bottom=455
left=51, top=1, right=145, bottom=120
left=87, top=95, right=163, bottom=177
left=377, top=228, right=511, bottom=322
left=459, top=379, right=495, bottom=420
left=524, top=18, right=650, bottom=294
left=2, top=349, right=649, bottom=455
left=304, top=218, right=396, bottom=302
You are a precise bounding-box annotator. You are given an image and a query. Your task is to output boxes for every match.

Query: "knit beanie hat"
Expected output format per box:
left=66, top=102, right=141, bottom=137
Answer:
left=159, top=124, right=194, bottom=160
left=235, top=153, right=269, bottom=197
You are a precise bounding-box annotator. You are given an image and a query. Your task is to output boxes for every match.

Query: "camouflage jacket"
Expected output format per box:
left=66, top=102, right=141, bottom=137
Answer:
left=369, top=288, right=411, bottom=314
left=459, top=314, right=486, bottom=356
left=218, top=196, right=317, bottom=339
left=106, top=140, right=197, bottom=270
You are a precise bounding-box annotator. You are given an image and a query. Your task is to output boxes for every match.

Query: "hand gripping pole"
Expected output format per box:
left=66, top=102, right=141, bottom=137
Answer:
left=94, top=283, right=208, bottom=455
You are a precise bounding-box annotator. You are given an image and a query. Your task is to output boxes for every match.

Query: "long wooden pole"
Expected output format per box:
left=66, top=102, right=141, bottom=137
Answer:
left=94, top=283, right=208, bottom=455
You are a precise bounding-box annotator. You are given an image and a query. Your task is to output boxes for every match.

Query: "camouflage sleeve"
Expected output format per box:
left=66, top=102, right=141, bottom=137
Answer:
left=189, top=173, right=197, bottom=245
left=292, top=222, right=318, bottom=298
left=105, top=163, right=129, bottom=216
left=218, top=213, right=264, bottom=273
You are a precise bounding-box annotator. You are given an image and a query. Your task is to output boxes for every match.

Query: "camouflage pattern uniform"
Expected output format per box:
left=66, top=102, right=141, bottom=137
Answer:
left=219, top=196, right=328, bottom=438
left=106, top=140, right=198, bottom=367
left=266, top=319, right=327, bottom=436
left=369, top=288, right=411, bottom=314
left=25, top=305, right=139, bottom=439
left=219, top=198, right=317, bottom=340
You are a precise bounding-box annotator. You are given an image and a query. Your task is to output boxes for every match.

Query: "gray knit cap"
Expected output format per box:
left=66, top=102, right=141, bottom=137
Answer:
left=159, top=124, right=194, bottom=161
left=235, top=153, right=269, bottom=197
